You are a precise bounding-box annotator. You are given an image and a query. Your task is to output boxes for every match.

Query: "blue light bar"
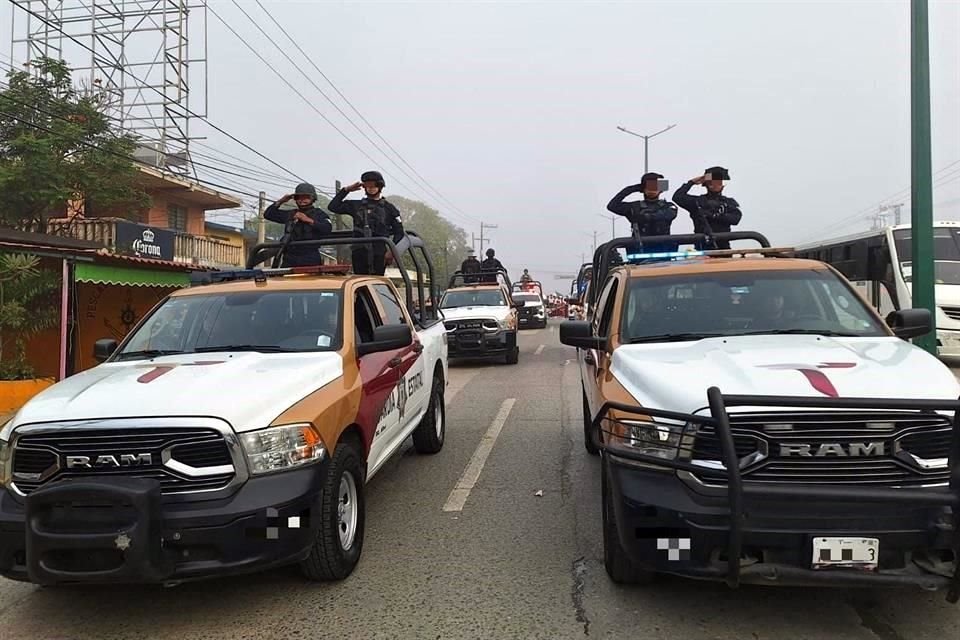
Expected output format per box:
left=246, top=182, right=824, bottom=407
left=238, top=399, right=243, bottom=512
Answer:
left=625, top=250, right=705, bottom=261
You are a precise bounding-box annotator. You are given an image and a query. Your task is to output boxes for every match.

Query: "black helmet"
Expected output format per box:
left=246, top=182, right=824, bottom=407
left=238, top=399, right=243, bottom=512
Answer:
left=294, top=182, right=318, bottom=198
left=704, top=166, right=730, bottom=180
left=361, top=170, right=385, bottom=189
left=641, top=172, right=664, bottom=184
left=486, top=248, right=495, bottom=258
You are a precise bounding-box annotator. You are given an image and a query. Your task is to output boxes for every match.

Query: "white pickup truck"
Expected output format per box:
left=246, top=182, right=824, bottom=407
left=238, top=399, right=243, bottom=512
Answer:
left=0, top=233, right=448, bottom=586
left=562, top=231, right=960, bottom=601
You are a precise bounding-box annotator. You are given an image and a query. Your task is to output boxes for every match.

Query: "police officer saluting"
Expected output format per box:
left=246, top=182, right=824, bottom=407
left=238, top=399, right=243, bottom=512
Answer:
left=606, top=172, right=678, bottom=253
left=264, top=183, right=333, bottom=267
left=328, top=170, right=405, bottom=276
left=672, top=166, right=742, bottom=250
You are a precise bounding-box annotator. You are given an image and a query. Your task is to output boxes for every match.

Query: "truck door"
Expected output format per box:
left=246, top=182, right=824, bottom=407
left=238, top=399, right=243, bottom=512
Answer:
left=371, top=283, right=430, bottom=436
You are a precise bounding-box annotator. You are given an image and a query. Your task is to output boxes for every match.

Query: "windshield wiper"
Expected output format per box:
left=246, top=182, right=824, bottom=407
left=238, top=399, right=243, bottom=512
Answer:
left=626, top=332, right=726, bottom=344
left=114, top=349, right=184, bottom=360
left=735, top=329, right=861, bottom=337
left=192, top=345, right=294, bottom=353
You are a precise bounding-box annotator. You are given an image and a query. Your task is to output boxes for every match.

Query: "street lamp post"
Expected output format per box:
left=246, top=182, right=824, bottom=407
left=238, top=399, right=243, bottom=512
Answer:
left=616, top=123, right=678, bottom=174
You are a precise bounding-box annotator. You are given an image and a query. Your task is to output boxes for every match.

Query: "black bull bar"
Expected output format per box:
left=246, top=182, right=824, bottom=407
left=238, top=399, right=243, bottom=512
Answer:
left=593, top=388, right=960, bottom=601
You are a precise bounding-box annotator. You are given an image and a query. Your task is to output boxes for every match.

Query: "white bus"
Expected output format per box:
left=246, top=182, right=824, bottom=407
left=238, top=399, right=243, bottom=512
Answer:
left=795, top=220, right=960, bottom=357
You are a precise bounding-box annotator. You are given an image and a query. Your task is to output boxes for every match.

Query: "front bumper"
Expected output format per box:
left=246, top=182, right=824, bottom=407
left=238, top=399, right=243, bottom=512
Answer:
left=597, top=391, right=960, bottom=599
left=448, top=328, right=516, bottom=358
left=519, top=310, right=547, bottom=328
left=607, top=455, right=956, bottom=590
left=937, top=329, right=960, bottom=358
left=0, top=463, right=327, bottom=585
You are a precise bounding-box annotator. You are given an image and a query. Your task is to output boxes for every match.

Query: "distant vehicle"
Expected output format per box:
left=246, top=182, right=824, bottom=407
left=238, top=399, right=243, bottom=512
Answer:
left=562, top=229, right=960, bottom=598
left=512, top=281, right=547, bottom=329
left=0, top=232, right=448, bottom=586
left=796, top=221, right=960, bottom=358
left=441, top=269, right=523, bottom=364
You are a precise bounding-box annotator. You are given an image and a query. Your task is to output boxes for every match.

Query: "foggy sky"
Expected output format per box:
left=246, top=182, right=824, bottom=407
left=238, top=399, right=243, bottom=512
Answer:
left=3, top=0, right=959, bottom=286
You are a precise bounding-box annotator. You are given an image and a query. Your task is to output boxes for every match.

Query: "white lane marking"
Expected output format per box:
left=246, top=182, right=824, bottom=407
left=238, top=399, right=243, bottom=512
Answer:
left=535, top=344, right=545, bottom=355
left=442, top=398, right=517, bottom=512
left=564, top=359, right=571, bottom=366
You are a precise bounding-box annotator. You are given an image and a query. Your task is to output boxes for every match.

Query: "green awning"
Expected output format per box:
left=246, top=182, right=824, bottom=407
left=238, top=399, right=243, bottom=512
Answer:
left=75, top=263, right=191, bottom=288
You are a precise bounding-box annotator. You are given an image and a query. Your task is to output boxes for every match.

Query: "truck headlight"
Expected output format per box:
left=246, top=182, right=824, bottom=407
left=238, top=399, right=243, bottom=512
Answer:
left=609, top=419, right=683, bottom=460
left=0, top=439, right=10, bottom=487
left=240, top=423, right=326, bottom=475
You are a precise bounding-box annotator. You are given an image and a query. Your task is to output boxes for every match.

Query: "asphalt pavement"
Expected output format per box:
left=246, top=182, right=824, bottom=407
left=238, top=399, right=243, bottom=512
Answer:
left=0, top=323, right=958, bottom=639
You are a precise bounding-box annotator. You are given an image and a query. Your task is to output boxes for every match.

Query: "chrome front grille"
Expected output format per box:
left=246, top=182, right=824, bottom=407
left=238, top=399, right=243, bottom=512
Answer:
left=688, top=411, right=954, bottom=487
left=11, top=425, right=237, bottom=496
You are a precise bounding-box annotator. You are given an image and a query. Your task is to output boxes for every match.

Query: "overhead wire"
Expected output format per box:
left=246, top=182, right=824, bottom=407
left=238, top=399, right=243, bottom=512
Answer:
left=6, top=0, right=306, bottom=183
left=206, top=3, right=475, bottom=226
left=247, top=0, right=479, bottom=224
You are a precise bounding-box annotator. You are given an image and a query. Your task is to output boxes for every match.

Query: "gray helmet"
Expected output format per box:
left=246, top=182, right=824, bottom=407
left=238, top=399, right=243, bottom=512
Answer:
left=294, top=182, right=318, bottom=198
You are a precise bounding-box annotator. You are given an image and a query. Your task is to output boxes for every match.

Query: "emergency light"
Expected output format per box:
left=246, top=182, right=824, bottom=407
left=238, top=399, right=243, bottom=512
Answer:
left=625, top=250, right=706, bottom=261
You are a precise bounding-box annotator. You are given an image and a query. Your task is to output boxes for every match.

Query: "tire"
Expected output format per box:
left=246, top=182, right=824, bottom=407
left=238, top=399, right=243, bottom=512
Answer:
left=582, top=388, right=600, bottom=456
left=602, top=457, right=655, bottom=585
left=300, top=438, right=365, bottom=581
left=505, top=346, right=519, bottom=365
left=413, top=374, right=445, bottom=454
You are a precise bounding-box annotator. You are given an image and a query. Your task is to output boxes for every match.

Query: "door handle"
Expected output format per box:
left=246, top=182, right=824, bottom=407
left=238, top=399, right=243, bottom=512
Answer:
left=388, top=356, right=402, bottom=368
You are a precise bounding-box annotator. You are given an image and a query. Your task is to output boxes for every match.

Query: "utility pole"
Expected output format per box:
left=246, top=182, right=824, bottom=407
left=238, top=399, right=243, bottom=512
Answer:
left=880, top=203, right=904, bottom=226
left=617, top=123, right=678, bottom=174
left=598, top=213, right=616, bottom=239
left=257, top=190, right=266, bottom=243
left=911, top=0, right=936, bottom=354
left=479, top=222, right=497, bottom=253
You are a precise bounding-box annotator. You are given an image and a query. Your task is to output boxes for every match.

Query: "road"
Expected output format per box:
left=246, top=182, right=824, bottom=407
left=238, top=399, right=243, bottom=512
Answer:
left=0, top=322, right=958, bottom=639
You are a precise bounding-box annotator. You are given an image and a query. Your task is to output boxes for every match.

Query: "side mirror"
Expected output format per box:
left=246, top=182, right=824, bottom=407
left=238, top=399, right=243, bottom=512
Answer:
left=357, top=324, right=413, bottom=356
left=886, top=308, right=933, bottom=340
left=559, top=321, right=607, bottom=350
left=94, top=338, right=119, bottom=363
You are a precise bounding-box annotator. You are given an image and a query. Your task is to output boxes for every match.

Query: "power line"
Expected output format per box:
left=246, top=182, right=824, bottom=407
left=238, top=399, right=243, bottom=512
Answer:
left=6, top=0, right=305, bottom=183
left=206, top=3, right=476, bottom=226
left=0, top=107, right=270, bottom=202
left=251, top=0, right=479, bottom=223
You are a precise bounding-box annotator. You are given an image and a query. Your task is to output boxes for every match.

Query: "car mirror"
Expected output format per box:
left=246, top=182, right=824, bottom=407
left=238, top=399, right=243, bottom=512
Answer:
left=886, top=308, right=933, bottom=340
left=357, top=324, right=413, bottom=356
left=94, top=338, right=119, bottom=363
left=559, top=321, right=607, bottom=350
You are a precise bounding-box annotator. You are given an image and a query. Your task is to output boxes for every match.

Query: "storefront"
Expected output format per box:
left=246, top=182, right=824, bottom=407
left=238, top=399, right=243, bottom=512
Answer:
left=0, top=230, right=210, bottom=414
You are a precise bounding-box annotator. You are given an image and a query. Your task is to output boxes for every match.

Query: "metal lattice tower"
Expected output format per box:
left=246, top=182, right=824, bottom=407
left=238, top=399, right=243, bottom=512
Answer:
left=9, top=1, right=209, bottom=173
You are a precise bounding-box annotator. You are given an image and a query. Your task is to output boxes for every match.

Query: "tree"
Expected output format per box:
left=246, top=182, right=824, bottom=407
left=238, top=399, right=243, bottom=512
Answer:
left=387, top=196, right=471, bottom=287
left=0, top=57, right=149, bottom=230
left=0, top=253, right=60, bottom=380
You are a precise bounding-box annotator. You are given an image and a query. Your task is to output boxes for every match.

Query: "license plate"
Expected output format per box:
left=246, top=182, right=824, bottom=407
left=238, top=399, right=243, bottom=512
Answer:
left=812, top=537, right=879, bottom=570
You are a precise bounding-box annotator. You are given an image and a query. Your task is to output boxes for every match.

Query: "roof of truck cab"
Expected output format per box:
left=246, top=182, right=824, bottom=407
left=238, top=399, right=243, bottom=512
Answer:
left=444, top=284, right=505, bottom=292
left=623, top=256, right=830, bottom=279
left=172, top=275, right=386, bottom=297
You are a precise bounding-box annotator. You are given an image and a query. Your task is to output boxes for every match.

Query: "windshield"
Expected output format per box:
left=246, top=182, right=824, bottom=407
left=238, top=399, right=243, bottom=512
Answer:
left=117, top=290, right=342, bottom=359
left=621, top=269, right=887, bottom=343
left=894, top=228, right=960, bottom=284
left=512, top=293, right=541, bottom=303
left=441, top=290, right=506, bottom=308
